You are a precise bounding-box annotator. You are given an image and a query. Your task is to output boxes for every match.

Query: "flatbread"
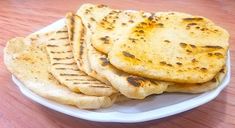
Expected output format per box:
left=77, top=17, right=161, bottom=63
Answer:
left=90, top=9, right=149, bottom=54
left=166, top=67, right=226, bottom=93
left=71, top=9, right=167, bottom=99
left=86, top=33, right=226, bottom=98
left=109, top=12, right=229, bottom=83
left=76, top=3, right=150, bottom=54
left=76, top=4, right=113, bottom=31
left=4, top=37, right=116, bottom=109
left=76, top=4, right=228, bottom=84
left=45, top=27, right=117, bottom=96
left=65, top=12, right=110, bottom=85
left=76, top=4, right=228, bottom=99
left=87, top=41, right=169, bottom=99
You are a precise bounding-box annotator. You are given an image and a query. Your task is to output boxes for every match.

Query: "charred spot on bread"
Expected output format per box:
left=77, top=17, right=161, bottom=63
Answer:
left=127, top=76, right=145, bottom=87
left=100, top=57, right=110, bottom=66
left=122, top=51, right=135, bottom=58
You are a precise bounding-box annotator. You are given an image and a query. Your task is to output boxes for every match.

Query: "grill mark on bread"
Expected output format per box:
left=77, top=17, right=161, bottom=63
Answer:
left=52, top=62, right=77, bottom=65
left=73, top=81, right=102, bottom=84
left=100, top=57, right=110, bottom=66
left=200, top=67, right=208, bottom=72
left=160, top=61, right=167, bottom=65
left=69, top=15, right=75, bottom=41
left=89, top=85, right=110, bottom=88
left=55, top=67, right=79, bottom=71
left=187, top=23, right=197, bottom=26
left=127, top=76, right=145, bottom=87
left=50, top=50, right=72, bottom=54
left=148, top=13, right=155, bottom=21
left=190, top=44, right=196, bottom=48
left=176, top=62, right=182, bottom=65
left=79, top=28, right=85, bottom=59
left=49, top=38, right=56, bottom=41
left=58, top=37, right=69, bottom=40
left=179, top=43, right=187, bottom=48
left=183, top=17, right=203, bottom=21
left=52, top=56, right=74, bottom=61
left=192, top=58, right=198, bottom=63
left=90, top=17, right=96, bottom=22
left=56, top=30, right=67, bottom=33
left=203, top=45, right=223, bottom=49
left=60, top=73, right=86, bottom=76
left=47, top=44, right=59, bottom=47
left=49, top=36, right=69, bottom=41
left=211, top=78, right=217, bottom=82
left=100, top=36, right=110, bottom=44
left=65, top=78, right=97, bottom=81
left=186, top=49, right=192, bottom=53
left=64, top=43, right=70, bottom=46
left=164, top=40, right=170, bottom=43
left=97, top=4, right=107, bottom=8
left=220, top=68, right=225, bottom=73
left=122, top=51, right=135, bottom=58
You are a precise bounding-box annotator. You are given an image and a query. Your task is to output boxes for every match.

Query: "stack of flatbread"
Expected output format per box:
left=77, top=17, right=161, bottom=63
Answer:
left=4, top=3, right=229, bottom=109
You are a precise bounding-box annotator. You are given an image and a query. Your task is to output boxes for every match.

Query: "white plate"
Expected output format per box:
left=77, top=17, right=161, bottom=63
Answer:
left=12, top=19, right=231, bottom=123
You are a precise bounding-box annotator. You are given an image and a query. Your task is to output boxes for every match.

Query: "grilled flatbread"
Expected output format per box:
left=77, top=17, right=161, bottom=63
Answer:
left=65, top=13, right=110, bottom=85
left=166, top=67, right=226, bottom=93
left=76, top=4, right=228, bottom=98
left=68, top=13, right=162, bottom=99
left=87, top=42, right=169, bottom=99
left=4, top=37, right=115, bottom=109
left=76, top=4, right=228, bottom=84
left=76, top=3, right=113, bottom=31
left=68, top=11, right=166, bottom=99
left=45, top=27, right=117, bottom=96
left=109, top=12, right=229, bottom=83
left=90, top=9, right=149, bottom=54
left=71, top=10, right=169, bottom=99
left=76, top=3, right=150, bottom=54
left=84, top=32, right=226, bottom=98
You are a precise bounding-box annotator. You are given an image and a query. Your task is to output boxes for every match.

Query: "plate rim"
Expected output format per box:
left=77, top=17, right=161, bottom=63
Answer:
left=11, top=18, right=231, bottom=123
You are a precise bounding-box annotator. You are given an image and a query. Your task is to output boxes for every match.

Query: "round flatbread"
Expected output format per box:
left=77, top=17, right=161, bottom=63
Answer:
left=109, top=12, right=229, bottom=83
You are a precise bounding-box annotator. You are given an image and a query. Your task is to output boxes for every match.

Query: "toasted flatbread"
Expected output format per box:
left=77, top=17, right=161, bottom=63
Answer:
left=65, top=13, right=110, bottom=85
left=76, top=4, right=113, bottom=31
left=76, top=4, right=227, bottom=98
left=86, top=36, right=226, bottom=98
left=45, top=27, right=117, bottom=96
left=109, top=12, right=229, bottom=83
left=76, top=3, right=150, bottom=54
left=87, top=41, right=169, bottom=99
left=74, top=9, right=169, bottom=99
left=4, top=37, right=116, bottom=109
left=166, top=67, right=226, bottom=93
left=90, top=10, right=150, bottom=54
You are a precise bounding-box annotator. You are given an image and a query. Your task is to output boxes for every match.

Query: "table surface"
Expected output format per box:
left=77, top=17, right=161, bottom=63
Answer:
left=0, top=0, right=235, bottom=128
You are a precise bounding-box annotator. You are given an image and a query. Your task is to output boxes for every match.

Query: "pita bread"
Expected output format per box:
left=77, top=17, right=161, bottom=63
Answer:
left=76, top=4, right=113, bottom=30
left=76, top=3, right=150, bottom=54
left=166, top=67, right=226, bottom=93
left=87, top=43, right=169, bottom=99
left=90, top=9, right=150, bottom=54
left=45, top=27, right=117, bottom=96
left=4, top=37, right=116, bottom=109
left=109, top=12, right=229, bottom=83
left=74, top=9, right=169, bottom=99
left=76, top=4, right=228, bottom=98
left=65, top=13, right=110, bottom=85
left=86, top=33, right=226, bottom=98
